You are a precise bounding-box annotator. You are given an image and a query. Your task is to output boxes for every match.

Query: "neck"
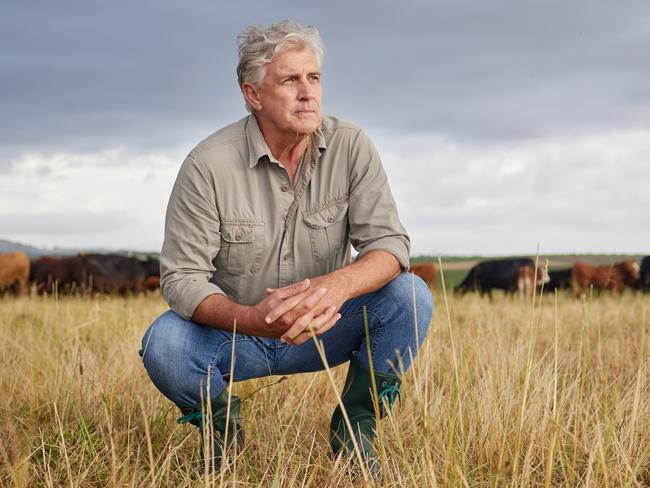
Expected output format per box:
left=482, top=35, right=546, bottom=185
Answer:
left=269, top=134, right=311, bottom=172
left=255, top=119, right=316, bottom=173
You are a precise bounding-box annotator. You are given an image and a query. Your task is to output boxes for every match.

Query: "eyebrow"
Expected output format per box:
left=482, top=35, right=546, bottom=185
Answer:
left=276, top=70, right=321, bottom=79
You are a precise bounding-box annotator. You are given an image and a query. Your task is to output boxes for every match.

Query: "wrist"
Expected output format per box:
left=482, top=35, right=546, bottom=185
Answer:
left=242, top=305, right=261, bottom=332
left=330, top=268, right=355, bottom=301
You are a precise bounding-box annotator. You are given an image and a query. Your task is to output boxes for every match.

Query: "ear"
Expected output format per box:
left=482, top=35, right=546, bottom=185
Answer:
left=242, top=82, right=263, bottom=111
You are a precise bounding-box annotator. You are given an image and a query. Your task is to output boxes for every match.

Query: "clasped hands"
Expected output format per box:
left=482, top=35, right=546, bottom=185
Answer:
left=250, top=277, right=346, bottom=345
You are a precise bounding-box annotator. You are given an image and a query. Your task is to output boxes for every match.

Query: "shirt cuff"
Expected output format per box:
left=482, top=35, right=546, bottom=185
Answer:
left=356, top=236, right=411, bottom=271
left=164, top=278, right=226, bottom=320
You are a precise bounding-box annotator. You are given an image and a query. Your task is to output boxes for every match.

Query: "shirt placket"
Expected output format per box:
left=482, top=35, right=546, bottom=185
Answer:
left=278, top=157, right=318, bottom=288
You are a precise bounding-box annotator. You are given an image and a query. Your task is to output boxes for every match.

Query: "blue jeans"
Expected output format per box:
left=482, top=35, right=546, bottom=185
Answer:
left=140, top=273, right=433, bottom=410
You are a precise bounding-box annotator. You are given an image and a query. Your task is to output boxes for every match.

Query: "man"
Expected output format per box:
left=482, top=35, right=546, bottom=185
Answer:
left=140, top=20, right=433, bottom=473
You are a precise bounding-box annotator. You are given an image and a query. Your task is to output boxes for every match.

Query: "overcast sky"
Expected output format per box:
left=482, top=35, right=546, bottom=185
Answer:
left=1, top=1, right=649, bottom=256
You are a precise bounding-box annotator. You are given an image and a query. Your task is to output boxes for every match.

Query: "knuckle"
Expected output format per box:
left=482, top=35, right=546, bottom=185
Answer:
left=295, top=317, right=307, bottom=328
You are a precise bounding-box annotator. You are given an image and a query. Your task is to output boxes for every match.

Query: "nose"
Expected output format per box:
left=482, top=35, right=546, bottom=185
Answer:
left=297, top=78, right=316, bottom=101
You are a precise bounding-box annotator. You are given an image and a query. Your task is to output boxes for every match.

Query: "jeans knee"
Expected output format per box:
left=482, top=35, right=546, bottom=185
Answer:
left=139, top=310, right=189, bottom=390
left=388, top=272, right=434, bottom=341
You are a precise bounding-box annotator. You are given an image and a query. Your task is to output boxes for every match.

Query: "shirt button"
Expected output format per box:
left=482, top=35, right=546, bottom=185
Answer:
left=327, top=216, right=335, bottom=223
left=235, top=233, right=243, bottom=241
left=281, top=185, right=289, bottom=192
left=283, top=254, right=290, bottom=261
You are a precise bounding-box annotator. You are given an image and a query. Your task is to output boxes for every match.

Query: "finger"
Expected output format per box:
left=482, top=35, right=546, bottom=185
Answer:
left=265, top=287, right=326, bottom=324
left=316, top=313, right=341, bottom=337
left=280, top=286, right=328, bottom=322
left=292, top=313, right=341, bottom=345
left=273, top=279, right=310, bottom=300
left=280, top=313, right=314, bottom=343
left=265, top=288, right=274, bottom=295
left=288, top=331, right=314, bottom=346
left=308, top=306, right=338, bottom=334
left=284, top=308, right=339, bottom=345
left=264, top=289, right=309, bottom=324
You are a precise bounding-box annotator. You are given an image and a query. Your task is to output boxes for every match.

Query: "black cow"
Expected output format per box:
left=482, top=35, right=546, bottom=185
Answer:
left=543, top=268, right=572, bottom=293
left=30, top=254, right=160, bottom=295
left=82, top=254, right=159, bottom=294
left=640, top=256, right=650, bottom=292
left=455, top=258, right=544, bottom=298
left=30, top=255, right=88, bottom=294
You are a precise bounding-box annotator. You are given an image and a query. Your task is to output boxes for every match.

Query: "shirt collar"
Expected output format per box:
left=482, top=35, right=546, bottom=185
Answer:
left=246, top=114, right=327, bottom=168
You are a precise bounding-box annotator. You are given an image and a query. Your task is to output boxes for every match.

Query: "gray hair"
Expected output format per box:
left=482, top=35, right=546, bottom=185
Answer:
left=236, top=20, right=324, bottom=112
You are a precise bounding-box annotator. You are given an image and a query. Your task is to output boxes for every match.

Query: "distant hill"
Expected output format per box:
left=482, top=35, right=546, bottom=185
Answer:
left=0, top=239, right=61, bottom=257
left=0, top=239, right=158, bottom=258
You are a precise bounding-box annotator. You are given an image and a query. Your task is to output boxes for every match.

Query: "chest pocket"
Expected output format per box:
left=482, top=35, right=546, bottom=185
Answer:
left=218, top=221, right=264, bottom=277
left=303, top=199, right=349, bottom=262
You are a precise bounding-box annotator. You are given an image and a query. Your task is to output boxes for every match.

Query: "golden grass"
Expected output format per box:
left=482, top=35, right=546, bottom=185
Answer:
left=0, top=289, right=648, bottom=487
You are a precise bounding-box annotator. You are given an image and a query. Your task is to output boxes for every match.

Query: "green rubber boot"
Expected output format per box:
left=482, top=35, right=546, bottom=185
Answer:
left=329, top=356, right=401, bottom=474
left=177, top=390, right=244, bottom=473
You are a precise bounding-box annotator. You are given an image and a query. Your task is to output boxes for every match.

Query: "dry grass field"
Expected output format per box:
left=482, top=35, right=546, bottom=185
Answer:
left=1, top=284, right=649, bottom=487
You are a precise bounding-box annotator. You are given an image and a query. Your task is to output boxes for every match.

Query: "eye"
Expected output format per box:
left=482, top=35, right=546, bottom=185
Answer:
left=309, top=75, right=320, bottom=83
left=283, top=76, right=297, bottom=84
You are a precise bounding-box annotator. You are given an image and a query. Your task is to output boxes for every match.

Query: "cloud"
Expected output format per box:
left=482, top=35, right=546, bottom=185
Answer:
left=0, top=149, right=180, bottom=250
left=0, top=211, right=128, bottom=235
left=375, top=127, right=650, bottom=255
left=1, top=128, right=648, bottom=254
left=2, top=0, right=650, bottom=161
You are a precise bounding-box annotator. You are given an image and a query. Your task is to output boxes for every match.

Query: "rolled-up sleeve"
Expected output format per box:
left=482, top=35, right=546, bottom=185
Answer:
left=160, top=155, right=226, bottom=319
left=347, top=130, right=411, bottom=270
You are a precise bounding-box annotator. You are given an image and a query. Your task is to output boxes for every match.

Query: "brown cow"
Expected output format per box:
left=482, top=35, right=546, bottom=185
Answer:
left=571, top=260, right=640, bottom=296
left=410, top=262, right=437, bottom=290
left=0, top=252, right=30, bottom=295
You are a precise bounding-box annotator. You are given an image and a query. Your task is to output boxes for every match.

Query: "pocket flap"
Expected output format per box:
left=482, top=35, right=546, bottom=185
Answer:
left=303, top=201, right=348, bottom=229
left=221, top=222, right=262, bottom=243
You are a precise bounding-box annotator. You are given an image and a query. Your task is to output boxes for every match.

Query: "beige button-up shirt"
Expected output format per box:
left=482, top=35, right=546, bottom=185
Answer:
left=160, top=114, right=410, bottom=320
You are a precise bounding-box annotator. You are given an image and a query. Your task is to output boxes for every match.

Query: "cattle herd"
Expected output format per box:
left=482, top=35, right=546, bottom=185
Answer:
left=0, top=251, right=160, bottom=296
left=1, top=251, right=649, bottom=298
left=411, top=257, right=650, bottom=297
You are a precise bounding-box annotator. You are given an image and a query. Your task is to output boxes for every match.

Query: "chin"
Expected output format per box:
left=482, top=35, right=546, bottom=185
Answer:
left=291, top=116, right=321, bottom=135
left=294, top=126, right=319, bottom=136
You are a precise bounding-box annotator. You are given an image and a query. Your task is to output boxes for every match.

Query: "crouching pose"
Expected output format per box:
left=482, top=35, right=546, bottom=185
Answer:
left=139, top=20, right=433, bottom=474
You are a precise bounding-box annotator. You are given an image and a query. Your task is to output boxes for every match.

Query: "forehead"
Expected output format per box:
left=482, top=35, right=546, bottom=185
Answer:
left=266, top=48, right=320, bottom=76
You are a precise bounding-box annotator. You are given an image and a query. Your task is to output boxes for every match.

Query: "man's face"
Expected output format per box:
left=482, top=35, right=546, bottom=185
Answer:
left=249, top=47, right=322, bottom=137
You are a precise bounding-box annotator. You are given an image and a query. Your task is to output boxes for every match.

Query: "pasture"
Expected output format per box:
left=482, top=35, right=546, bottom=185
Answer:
left=1, top=285, right=649, bottom=487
